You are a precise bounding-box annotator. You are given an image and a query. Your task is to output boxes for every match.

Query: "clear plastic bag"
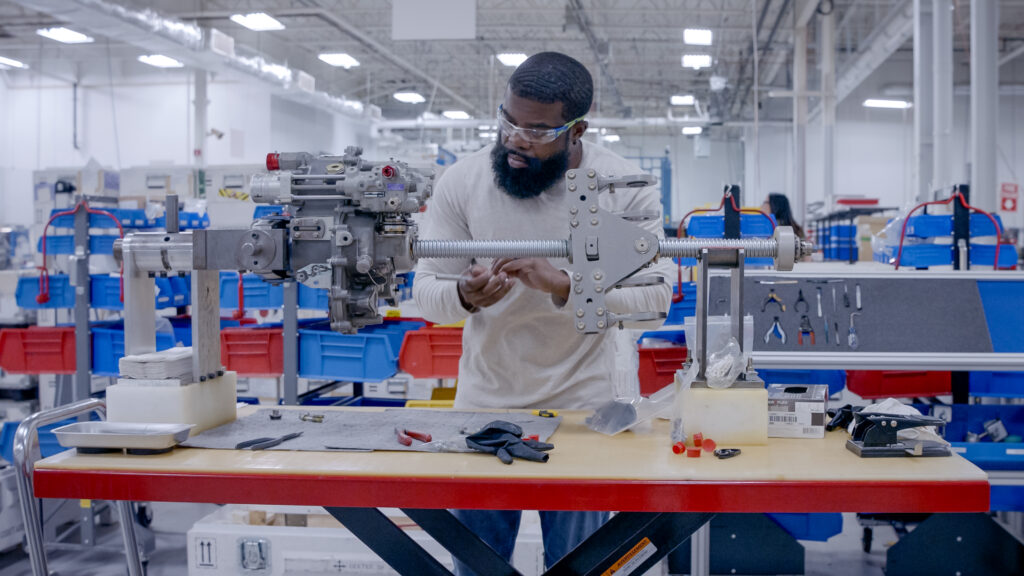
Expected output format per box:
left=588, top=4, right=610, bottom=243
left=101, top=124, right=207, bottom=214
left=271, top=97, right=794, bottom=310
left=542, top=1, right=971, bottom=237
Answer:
left=706, top=337, right=744, bottom=389
left=670, top=361, right=699, bottom=445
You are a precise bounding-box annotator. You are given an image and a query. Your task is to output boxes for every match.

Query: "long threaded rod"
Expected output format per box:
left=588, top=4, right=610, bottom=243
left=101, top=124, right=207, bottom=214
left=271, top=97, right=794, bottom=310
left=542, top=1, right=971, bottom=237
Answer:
left=412, top=237, right=782, bottom=259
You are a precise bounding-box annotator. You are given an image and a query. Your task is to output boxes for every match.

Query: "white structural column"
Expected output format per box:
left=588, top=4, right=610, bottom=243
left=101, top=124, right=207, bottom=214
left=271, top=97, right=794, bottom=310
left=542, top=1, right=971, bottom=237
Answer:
left=193, top=70, right=209, bottom=168
left=820, top=8, right=837, bottom=208
left=793, top=24, right=808, bottom=223
left=970, top=0, right=999, bottom=212
left=913, top=0, right=934, bottom=203
left=932, top=0, right=954, bottom=191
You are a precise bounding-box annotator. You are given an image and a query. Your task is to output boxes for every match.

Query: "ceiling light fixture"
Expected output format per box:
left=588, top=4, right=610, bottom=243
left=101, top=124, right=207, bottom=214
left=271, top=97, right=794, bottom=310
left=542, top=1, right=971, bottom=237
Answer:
left=0, top=56, right=28, bottom=69
left=496, top=53, right=528, bottom=67
left=229, top=13, right=285, bottom=31
left=602, top=134, right=621, bottom=143
left=138, top=54, right=184, bottom=69
left=682, top=54, right=712, bottom=70
left=318, top=53, right=359, bottom=68
left=863, top=98, right=912, bottom=109
left=684, top=28, right=713, bottom=46
left=682, top=126, right=703, bottom=136
left=36, top=27, right=94, bottom=44
left=442, top=110, right=471, bottom=120
left=670, top=94, right=695, bottom=106
left=393, top=91, right=426, bottom=104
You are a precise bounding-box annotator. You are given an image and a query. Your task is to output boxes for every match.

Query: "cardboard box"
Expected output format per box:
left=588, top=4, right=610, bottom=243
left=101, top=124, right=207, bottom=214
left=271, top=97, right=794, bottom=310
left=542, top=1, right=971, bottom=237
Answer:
left=854, top=215, right=890, bottom=262
left=767, top=384, right=828, bottom=439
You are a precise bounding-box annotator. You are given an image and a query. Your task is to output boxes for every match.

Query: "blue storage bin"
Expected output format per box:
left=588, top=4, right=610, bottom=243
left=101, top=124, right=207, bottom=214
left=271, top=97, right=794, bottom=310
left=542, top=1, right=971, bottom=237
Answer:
left=828, top=224, right=855, bottom=238
left=167, top=316, right=250, bottom=347
left=970, top=372, right=1024, bottom=398
left=767, top=513, right=843, bottom=542
left=362, top=319, right=426, bottom=354
left=91, top=320, right=177, bottom=376
left=298, top=321, right=399, bottom=382
left=154, top=211, right=209, bottom=230
left=397, top=271, right=415, bottom=301
left=638, top=328, right=686, bottom=346
left=757, top=369, right=846, bottom=396
left=1, top=419, right=74, bottom=464
left=38, top=235, right=119, bottom=255
left=16, top=275, right=75, bottom=309
left=665, top=282, right=697, bottom=325
left=253, top=206, right=284, bottom=219
left=219, top=272, right=284, bottom=309
left=298, top=284, right=329, bottom=309
left=905, top=213, right=1004, bottom=238
left=970, top=244, right=1017, bottom=268
left=47, top=208, right=156, bottom=229
left=935, top=404, right=1024, bottom=472
left=685, top=214, right=776, bottom=238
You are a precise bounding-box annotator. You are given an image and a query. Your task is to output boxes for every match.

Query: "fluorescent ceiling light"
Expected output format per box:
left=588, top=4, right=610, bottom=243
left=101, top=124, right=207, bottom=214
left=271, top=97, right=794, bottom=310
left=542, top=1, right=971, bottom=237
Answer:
left=393, top=91, right=426, bottom=104
left=682, top=54, right=712, bottom=69
left=36, top=27, right=94, bottom=44
left=442, top=110, right=471, bottom=120
left=670, top=94, right=695, bottom=106
left=682, top=126, right=703, bottom=135
left=479, top=131, right=497, bottom=139
left=863, top=98, right=912, bottom=109
left=497, top=53, right=528, bottom=67
left=229, top=12, right=285, bottom=31
left=318, top=53, right=359, bottom=68
left=602, top=134, right=621, bottom=143
left=138, top=54, right=184, bottom=69
left=0, top=56, right=28, bottom=69
left=684, top=28, right=713, bottom=46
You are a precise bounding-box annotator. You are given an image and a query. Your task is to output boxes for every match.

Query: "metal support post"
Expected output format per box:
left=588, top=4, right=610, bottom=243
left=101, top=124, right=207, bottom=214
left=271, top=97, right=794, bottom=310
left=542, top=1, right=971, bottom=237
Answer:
left=690, top=520, right=711, bottom=576
left=820, top=9, right=837, bottom=210
left=913, top=0, right=935, bottom=204
left=191, top=270, right=222, bottom=380
left=123, top=250, right=156, bottom=357
left=282, top=281, right=299, bottom=405
left=325, top=508, right=452, bottom=575
left=116, top=500, right=145, bottom=576
left=695, top=251, right=709, bottom=380
left=72, top=203, right=91, bottom=402
left=793, top=24, right=808, bottom=221
left=933, top=0, right=954, bottom=192
left=730, top=250, right=746, bottom=353
left=400, top=509, right=519, bottom=576
left=970, top=0, right=999, bottom=212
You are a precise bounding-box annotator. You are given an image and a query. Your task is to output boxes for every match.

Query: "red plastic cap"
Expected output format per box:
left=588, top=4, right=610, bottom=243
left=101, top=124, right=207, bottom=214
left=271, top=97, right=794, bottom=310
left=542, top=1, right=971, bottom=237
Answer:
left=692, top=432, right=703, bottom=448
left=381, top=165, right=396, bottom=179
left=702, top=438, right=717, bottom=452
left=686, top=448, right=702, bottom=458
left=266, top=153, right=280, bottom=171
left=672, top=441, right=685, bottom=454
left=35, top=294, right=50, bottom=304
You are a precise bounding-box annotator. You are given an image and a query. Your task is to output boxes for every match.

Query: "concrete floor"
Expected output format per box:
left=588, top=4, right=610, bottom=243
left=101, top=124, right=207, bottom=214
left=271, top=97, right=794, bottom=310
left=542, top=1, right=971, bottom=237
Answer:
left=0, top=504, right=895, bottom=575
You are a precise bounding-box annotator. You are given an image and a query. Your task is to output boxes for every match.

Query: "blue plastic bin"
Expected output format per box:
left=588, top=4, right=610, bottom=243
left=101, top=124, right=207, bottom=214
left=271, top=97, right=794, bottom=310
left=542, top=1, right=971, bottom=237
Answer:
left=91, top=320, right=177, bottom=376
left=767, top=513, right=843, bottom=542
left=16, top=275, right=75, bottom=309
left=1, top=419, right=74, bottom=464
left=665, top=283, right=697, bottom=325
left=298, top=321, right=400, bottom=382
left=38, top=234, right=119, bottom=255
left=219, top=272, right=284, bottom=309
left=253, top=206, right=284, bottom=219
left=970, top=372, right=1024, bottom=398
left=828, top=224, right=855, bottom=238
left=298, top=284, right=329, bottom=309
left=154, top=211, right=209, bottom=230
left=686, top=214, right=776, bottom=238
left=905, top=213, right=1004, bottom=238
left=47, top=208, right=156, bottom=229
left=757, top=369, right=846, bottom=396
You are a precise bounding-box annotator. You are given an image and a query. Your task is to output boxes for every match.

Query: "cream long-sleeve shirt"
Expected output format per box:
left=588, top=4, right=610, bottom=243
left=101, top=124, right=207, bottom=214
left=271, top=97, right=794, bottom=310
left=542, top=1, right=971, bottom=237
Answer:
left=413, top=143, right=675, bottom=410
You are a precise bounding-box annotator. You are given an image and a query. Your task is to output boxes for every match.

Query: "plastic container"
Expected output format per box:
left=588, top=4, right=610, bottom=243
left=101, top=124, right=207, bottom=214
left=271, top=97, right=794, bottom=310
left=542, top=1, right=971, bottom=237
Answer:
left=0, top=327, right=76, bottom=374
left=91, top=320, right=177, bottom=376
left=219, top=272, right=284, bottom=309
left=0, top=419, right=74, bottom=464
left=221, top=325, right=284, bottom=376
left=298, top=322, right=399, bottom=382
left=845, top=370, right=951, bottom=399
left=970, top=371, right=1024, bottom=398
left=154, top=211, right=209, bottom=230
left=298, top=284, right=329, bottom=310
left=758, top=369, right=846, bottom=396
left=905, top=213, right=1004, bottom=238
left=48, top=207, right=156, bottom=229
left=683, top=315, right=754, bottom=367
left=637, top=345, right=687, bottom=396
left=828, top=224, right=855, bottom=238
left=767, top=513, right=843, bottom=542
left=253, top=206, right=284, bottom=219
left=665, top=283, right=697, bottom=325
left=37, top=235, right=119, bottom=255
left=685, top=214, right=776, bottom=238
left=16, top=275, right=75, bottom=309
left=168, top=316, right=253, bottom=347
left=398, top=326, right=463, bottom=379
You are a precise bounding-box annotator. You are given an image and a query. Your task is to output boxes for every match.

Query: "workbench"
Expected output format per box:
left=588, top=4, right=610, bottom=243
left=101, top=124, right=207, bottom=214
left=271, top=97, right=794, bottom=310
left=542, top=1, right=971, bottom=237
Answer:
left=30, top=407, right=989, bottom=575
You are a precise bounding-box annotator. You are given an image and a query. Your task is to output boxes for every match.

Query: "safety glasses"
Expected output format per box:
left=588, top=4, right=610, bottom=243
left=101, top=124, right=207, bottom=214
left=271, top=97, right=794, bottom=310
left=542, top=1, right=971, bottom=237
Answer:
left=497, top=104, right=585, bottom=144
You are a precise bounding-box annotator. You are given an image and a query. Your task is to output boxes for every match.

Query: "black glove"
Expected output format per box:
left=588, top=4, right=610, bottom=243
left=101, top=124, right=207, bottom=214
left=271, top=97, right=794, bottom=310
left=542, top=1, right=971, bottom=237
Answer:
left=465, top=420, right=554, bottom=464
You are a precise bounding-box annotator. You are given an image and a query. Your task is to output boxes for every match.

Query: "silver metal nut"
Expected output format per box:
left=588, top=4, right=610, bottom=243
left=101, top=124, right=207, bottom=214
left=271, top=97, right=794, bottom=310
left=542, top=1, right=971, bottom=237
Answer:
left=597, top=320, right=606, bottom=329
left=567, top=171, right=576, bottom=179
left=587, top=170, right=596, bottom=178
left=590, top=218, right=599, bottom=226
left=593, top=271, right=603, bottom=280
left=596, top=308, right=605, bottom=316
left=589, top=205, right=598, bottom=213
left=595, top=285, right=604, bottom=293
left=573, top=272, right=583, bottom=281
left=576, top=309, right=585, bottom=318
left=568, top=183, right=577, bottom=192
left=576, top=321, right=585, bottom=330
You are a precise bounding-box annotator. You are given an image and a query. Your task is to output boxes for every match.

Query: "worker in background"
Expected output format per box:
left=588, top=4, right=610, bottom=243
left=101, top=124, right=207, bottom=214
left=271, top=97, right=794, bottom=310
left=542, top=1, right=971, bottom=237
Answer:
left=762, top=192, right=806, bottom=239
left=413, top=52, right=674, bottom=574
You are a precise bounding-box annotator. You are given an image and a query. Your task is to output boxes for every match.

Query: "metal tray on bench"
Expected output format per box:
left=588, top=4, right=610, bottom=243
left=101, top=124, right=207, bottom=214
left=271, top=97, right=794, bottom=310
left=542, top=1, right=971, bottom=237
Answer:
left=53, top=422, right=193, bottom=453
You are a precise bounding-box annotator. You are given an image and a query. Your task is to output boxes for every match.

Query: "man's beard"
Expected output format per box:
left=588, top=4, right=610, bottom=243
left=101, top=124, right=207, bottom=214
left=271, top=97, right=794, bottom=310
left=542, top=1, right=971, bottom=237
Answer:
left=490, top=137, right=570, bottom=199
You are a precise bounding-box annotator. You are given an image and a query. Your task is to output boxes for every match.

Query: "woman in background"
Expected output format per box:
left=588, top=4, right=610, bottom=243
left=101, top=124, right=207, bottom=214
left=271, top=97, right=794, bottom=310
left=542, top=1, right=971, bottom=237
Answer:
left=762, top=193, right=805, bottom=239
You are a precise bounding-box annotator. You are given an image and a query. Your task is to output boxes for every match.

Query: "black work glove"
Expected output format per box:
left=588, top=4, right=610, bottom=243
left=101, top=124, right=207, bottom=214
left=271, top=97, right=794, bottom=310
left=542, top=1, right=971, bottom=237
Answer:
left=465, top=420, right=554, bottom=465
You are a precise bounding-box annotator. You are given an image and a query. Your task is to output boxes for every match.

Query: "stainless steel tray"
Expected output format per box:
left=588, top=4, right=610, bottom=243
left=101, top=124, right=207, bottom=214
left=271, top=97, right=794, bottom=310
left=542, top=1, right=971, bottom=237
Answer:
left=53, top=422, right=193, bottom=451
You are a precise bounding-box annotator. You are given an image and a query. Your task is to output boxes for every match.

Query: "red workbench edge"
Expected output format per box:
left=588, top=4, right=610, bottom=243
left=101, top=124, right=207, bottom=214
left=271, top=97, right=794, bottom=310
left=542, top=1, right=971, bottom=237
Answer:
left=34, top=469, right=990, bottom=513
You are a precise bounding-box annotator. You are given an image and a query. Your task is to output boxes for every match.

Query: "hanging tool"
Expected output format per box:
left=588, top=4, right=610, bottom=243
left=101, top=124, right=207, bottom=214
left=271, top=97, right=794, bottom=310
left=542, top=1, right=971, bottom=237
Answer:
left=764, top=316, right=786, bottom=344
left=855, top=283, right=862, bottom=311
left=761, top=289, right=786, bottom=312
left=843, top=284, right=851, bottom=308
left=824, top=314, right=830, bottom=344
left=848, top=312, right=861, bottom=349
left=794, top=289, right=809, bottom=313
left=815, top=287, right=823, bottom=318
left=834, top=320, right=840, bottom=347
left=395, top=427, right=433, bottom=446
left=832, top=287, right=837, bottom=312
left=798, top=315, right=815, bottom=346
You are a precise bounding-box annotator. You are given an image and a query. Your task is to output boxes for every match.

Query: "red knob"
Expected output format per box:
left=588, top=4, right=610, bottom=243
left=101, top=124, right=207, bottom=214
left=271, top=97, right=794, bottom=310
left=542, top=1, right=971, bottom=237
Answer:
left=266, top=153, right=280, bottom=171
left=381, top=165, right=396, bottom=179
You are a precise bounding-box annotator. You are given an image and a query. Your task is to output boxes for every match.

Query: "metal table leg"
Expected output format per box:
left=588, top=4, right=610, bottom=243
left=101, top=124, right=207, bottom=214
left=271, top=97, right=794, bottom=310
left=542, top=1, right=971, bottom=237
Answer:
left=402, top=508, right=521, bottom=576
left=325, top=507, right=453, bottom=575
left=117, top=500, right=145, bottom=576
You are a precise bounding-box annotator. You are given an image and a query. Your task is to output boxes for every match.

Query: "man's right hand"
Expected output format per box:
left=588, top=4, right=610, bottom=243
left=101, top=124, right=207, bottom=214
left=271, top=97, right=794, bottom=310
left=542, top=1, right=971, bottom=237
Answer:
left=456, top=264, right=516, bottom=311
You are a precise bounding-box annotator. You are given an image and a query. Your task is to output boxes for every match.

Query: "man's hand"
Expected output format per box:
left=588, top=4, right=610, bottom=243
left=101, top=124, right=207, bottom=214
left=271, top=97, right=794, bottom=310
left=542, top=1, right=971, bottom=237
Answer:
left=493, top=258, right=570, bottom=304
left=456, top=264, right=516, bottom=311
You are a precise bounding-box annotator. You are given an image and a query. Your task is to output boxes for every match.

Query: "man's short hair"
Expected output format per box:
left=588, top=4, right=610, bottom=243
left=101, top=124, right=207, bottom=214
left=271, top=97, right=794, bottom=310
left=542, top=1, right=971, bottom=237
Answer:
left=508, top=52, right=593, bottom=122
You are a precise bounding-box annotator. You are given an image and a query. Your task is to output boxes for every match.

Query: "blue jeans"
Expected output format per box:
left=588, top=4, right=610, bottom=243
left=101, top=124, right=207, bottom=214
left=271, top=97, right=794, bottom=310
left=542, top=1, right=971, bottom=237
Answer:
left=451, top=509, right=609, bottom=575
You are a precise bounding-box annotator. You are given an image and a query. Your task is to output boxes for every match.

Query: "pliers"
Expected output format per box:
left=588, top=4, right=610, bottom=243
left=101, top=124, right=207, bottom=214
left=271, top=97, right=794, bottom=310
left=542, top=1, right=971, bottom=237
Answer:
left=764, top=316, right=786, bottom=344
left=798, top=315, right=815, bottom=346
left=761, top=289, right=786, bottom=312
left=794, top=289, right=809, bottom=313
left=234, top=431, right=303, bottom=450
left=395, top=427, right=432, bottom=446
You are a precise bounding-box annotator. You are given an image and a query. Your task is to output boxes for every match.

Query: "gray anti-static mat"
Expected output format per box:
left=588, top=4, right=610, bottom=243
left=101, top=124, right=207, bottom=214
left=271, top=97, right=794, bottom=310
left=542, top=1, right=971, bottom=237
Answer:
left=182, top=408, right=562, bottom=452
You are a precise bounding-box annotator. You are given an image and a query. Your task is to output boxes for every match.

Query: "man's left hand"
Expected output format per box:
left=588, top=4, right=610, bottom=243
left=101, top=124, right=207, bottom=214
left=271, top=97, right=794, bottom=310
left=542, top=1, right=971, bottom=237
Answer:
left=493, top=258, right=570, bottom=303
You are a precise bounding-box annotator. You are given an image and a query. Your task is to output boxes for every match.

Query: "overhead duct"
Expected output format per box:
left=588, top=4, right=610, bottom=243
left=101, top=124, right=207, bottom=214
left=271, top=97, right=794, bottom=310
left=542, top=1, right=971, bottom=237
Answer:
left=7, top=0, right=371, bottom=120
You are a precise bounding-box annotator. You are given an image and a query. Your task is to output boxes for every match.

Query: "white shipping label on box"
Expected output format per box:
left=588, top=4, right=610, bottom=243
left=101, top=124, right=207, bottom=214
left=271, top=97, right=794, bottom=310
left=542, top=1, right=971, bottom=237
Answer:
left=767, top=384, right=828, bottom=439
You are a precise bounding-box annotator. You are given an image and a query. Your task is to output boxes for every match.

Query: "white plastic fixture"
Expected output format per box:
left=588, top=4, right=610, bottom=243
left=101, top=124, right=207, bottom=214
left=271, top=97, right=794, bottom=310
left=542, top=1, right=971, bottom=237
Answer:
left=229, top=13, right=285, bottom=31
left=682, top=54, right=712, bottom=69
left=393, top=92, right=426, bottom=104
left=0, top=56, right=28, bottom=69
left=318, top=53, right=360, bottom=68
left=36, top=27, right=94, bottom=44
left=682, top=126, right=703, bottom=135
left=670, top=94, right=695, bottom=106
left=442, top=110, right=471, bottom=120
left=863, top=98, right=912, bottom=109
left=497, top=53, right=528, bottom=67
left=684, top=29, right=713, bottom=46
left=138, top=54, right=184, bottom=69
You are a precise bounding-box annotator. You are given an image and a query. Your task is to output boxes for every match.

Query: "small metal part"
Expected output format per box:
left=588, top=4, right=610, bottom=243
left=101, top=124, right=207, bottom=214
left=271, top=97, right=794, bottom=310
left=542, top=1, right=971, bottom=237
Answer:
left=764, top=316, right=786, bottom=344
left=269, top=409, right=282, bottom=420
left=794, top=289, right=809, bottom=313
left=299, top=412, right=324, bottom=423
left=798, top=315, right=815, bottom=346
left=848, top=312, right=861, bottom=349
left=843, top=284, right=851, bottom=308
left=856, top=282, right=862, bottom=311
left=714, top=448, right=741, bottom=459
left=816, top=287, right=823, bottom=318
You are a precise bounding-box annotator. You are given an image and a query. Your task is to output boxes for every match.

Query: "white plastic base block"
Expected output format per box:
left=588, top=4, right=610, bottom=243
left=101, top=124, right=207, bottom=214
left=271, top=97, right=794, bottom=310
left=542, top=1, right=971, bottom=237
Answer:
left=106, top=371, right=237, bottom=435
left=681, top=385, right=768, bottom=445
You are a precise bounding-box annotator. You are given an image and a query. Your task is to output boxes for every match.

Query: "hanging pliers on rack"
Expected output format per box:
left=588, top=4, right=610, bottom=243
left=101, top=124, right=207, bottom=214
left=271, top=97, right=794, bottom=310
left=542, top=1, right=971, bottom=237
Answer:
left=764, top=316, right=787, bottom=344
left=798, top=315, right=816, bottom=346
left=794, top=289, right=810, bottom=313
left=762, top=289, right=786, bottom=312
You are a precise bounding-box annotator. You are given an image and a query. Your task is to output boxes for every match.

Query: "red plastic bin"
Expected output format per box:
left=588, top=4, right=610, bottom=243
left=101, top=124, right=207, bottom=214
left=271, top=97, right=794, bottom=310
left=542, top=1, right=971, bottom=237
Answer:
left=638, top=345, right=688, bottom=396
left=846, top=370, right=951, bottom=399
left=0, top=327, right=76, bottom=374
left=398, top=326, right=463, bottom=379
left=220, top=326, right=284, bottom=376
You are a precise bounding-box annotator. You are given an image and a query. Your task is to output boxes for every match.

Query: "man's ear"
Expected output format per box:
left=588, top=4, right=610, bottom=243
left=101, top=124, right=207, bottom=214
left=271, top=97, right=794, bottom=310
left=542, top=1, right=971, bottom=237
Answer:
left=571, top=120, right=588, bottom=143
